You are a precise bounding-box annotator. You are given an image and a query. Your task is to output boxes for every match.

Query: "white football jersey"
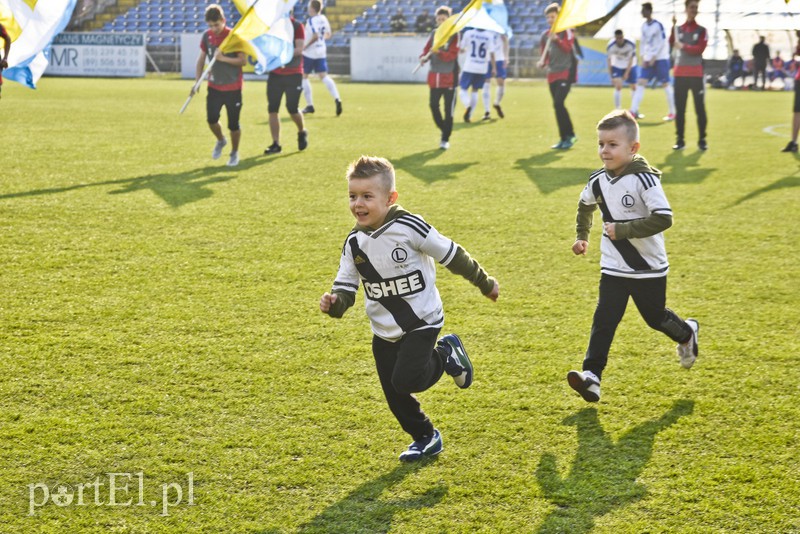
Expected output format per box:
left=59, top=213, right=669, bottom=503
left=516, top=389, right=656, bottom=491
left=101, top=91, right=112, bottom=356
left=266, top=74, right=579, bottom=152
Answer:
left=640, top=19, right=670, bottom=62
left=331, top=211, right=458, bottom=341
left=580, top=169, right=672, bottom=279
left=461, top=28, right=495, bottom=74
left=490, top=31, right=505, bottom=62
left=303, top=14, right=330, bottom=59
left=607, top=38, right=637, bottom=69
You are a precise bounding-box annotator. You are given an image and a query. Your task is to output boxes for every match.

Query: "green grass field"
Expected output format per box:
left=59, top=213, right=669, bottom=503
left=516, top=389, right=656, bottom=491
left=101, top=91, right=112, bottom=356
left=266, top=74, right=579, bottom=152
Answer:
left=1, top=75, right=799, bottom=533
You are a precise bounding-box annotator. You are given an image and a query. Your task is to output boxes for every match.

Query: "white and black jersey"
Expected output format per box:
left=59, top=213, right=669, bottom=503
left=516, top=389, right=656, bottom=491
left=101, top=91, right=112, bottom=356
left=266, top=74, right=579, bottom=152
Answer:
left=331, top=210, right=458, bottom=341
left=580, top=167, right=672, bottom=279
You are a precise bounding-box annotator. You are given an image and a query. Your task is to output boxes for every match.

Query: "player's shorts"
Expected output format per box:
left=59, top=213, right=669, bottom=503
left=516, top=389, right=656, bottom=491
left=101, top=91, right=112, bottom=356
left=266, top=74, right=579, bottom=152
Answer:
left=267, top=73, right=303, bottom=114
left=303, top=56, right=329, bottom=74
left=638, top=59, right=670, bottom=84
left=486, top=60, right=507, bottom=79
left=207, top=88, right=242, bottom=131
left=459, top=71, right=486, bottom=90
left=611, top=65, right=638, bottom=84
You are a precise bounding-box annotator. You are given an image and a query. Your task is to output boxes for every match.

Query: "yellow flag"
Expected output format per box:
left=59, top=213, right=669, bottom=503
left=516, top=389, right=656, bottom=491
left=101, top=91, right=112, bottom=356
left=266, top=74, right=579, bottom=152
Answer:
left=430, top=0, right=482, bottom=51
left=552, top=0, right=626, bottom=34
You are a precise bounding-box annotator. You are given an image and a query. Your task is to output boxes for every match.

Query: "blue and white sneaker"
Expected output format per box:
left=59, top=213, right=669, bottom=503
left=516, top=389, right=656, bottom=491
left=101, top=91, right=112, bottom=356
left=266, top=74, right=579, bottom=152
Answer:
left=438, top=334, right=473, bottom=389
left=677, top=318, right=699, bottom=369
left=567, top=370, right=601, bottom=402
left=398, top=429, right=443, bottom=462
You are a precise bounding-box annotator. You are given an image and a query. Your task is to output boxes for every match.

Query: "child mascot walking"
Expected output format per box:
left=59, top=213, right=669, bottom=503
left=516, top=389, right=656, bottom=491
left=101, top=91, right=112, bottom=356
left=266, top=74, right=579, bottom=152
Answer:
left=568, top=110, right=698, bottom=403
left=321, top=156, right=499, bottom=461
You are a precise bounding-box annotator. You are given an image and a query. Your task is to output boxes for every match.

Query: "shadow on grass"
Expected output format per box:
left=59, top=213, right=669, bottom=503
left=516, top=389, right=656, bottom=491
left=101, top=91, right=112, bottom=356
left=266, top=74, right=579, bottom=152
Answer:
left=534, top=399, right=694, bottom=533
left=293, top=459, right=447, bottom=534
left=513, top=150, right=593, bottom=195
left=730, top=160, right=800, bottom=206
left=656, top=148, right=714, bottom=185
left=392, top=149, right=478, bottom=184
left=0, top=154, right=291, bottom=208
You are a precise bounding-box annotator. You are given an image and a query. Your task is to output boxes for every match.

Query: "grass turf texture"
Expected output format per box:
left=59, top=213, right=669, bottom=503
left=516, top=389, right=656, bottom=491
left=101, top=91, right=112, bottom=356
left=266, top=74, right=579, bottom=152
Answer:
left=1, top=76, right=799, bottom=533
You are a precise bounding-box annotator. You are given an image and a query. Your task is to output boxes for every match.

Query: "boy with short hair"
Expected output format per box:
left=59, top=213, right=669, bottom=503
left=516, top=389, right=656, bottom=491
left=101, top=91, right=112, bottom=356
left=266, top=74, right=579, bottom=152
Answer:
left=567, top=110, right=698, bottom=403
left=301, top=0, right=342, bottom=117
left=191, top=4, right=247, bottom=167
left=320, top=156, right=499, bottom=461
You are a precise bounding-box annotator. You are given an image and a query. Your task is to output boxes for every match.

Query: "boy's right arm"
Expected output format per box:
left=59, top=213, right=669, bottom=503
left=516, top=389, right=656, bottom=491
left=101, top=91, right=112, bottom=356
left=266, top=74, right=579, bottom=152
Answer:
left=573, top=200, right=596, bottom=255
left=322, top=235, right=360, bottom=318
left=320, top=290, right=356, bottom=318
left=191, top=51, right=206, bottom=95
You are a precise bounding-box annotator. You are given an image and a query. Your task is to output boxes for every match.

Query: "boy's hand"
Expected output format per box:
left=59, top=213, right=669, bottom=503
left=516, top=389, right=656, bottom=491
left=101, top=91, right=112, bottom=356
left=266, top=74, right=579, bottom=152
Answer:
left=320, top=292, right=338, bottom=313
left=572, top=240, right=589, bottom=255
left=603, top=222, right=617, bottom=240
left=485, top=280, right=499, bottom=302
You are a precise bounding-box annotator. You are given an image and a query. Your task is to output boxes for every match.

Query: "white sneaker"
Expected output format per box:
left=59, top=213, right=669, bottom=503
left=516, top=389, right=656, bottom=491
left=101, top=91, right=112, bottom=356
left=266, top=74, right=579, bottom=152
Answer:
left=567, top=370, right=601, bottom=402
left=677, top=318, right=699, bottom=369
left=226, top=151, right=239, bottom=167
left=212, top=137, right=227, bottom=160
left=439, top=140, right=450, bottom=150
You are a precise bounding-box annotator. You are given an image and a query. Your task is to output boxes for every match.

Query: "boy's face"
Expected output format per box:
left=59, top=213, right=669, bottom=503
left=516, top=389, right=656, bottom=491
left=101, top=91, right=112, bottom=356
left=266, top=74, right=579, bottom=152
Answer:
left=685, top=1, right=698, bottom=20
left=545, top=11, right=557, bottom=27
left=308, top=4, right=318, bottom=16
left=348, top=175, right=398, bottom=229
left=436, top=13, right=448, bottom=26
left=597, top=126, right=639, bottom=175
left=207, top=18, right=225, bottom=35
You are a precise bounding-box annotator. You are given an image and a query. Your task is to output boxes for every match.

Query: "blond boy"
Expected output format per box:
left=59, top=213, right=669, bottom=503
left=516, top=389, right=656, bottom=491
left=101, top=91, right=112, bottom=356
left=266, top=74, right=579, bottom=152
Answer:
left=567, top=110, right=698, bottom=403
left=320, top=156, right=498, bottom=461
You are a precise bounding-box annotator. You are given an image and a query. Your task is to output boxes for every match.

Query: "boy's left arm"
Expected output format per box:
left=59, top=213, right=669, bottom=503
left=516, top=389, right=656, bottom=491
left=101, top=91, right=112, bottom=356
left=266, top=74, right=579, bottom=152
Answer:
left=611, top=181, right=673, bottom=239
left=419, top=228, right=497, bottom=299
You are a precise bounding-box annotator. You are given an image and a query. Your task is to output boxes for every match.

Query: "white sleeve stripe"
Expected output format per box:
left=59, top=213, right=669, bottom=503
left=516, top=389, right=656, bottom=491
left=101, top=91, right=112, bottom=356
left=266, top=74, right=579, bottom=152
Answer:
left=439, top=241, right=456, bottom=265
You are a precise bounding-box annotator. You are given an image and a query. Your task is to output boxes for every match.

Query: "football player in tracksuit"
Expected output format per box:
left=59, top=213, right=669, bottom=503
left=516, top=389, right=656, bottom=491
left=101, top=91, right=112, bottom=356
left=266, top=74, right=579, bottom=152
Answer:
left=670, top=0, right=708, bottom=150
left=320, top=156, right=499, bottom=462
left=567, top=110, right=698, bottom=403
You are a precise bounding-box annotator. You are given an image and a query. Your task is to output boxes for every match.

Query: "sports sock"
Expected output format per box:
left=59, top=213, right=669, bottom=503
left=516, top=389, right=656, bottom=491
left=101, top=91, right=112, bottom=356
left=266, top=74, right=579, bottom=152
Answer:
left=664, top=85, right=675, bottom=114
left=495, top=85, right=505, bottom=105
left=459, top=87, right=470, bottom=108
left=322, top=75, right=340, bottom=100
left=631, top=85, right=645, bottom=112
left=302, top=78, right=313, bottom=106
left=482, top=81, right=491, bottom=112
left=614, top=88, right=622, bottom=109
left=469, top=91, right=478, bottom=111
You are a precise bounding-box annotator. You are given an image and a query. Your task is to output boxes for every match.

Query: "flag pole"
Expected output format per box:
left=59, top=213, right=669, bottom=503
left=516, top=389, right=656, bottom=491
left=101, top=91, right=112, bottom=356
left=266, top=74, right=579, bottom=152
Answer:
left=180, top=56, right=217, bottom=114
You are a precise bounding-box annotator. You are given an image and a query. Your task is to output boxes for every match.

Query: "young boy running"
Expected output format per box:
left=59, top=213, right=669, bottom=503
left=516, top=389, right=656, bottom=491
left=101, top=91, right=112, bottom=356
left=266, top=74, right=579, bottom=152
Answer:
left=300, top=0, right=342, bottom=116
left=191, top=4, right=247, bottom=167
left=568, top=110, right=698, bottom=403
left=320, top=156, right=499, bottom=461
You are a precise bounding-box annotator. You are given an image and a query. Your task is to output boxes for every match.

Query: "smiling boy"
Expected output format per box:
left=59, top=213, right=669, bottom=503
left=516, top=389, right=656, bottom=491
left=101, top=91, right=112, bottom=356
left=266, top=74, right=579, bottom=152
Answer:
left=320, top=156, right=499, bottom=461
left=567, top=110, right=699, bottom=403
